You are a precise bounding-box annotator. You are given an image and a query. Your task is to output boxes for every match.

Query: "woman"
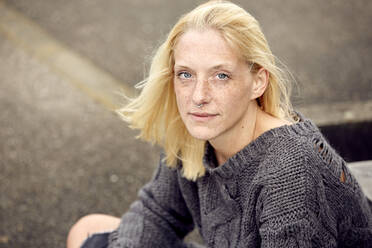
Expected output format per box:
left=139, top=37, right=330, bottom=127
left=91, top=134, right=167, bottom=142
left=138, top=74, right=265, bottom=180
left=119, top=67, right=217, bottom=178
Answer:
left=67, top=1, right=372, bottom=247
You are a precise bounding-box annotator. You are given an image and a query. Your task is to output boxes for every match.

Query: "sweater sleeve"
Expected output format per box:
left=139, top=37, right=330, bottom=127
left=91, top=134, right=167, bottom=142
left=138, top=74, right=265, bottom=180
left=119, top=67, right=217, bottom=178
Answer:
left=108, top=155, right=196, bottom=248
left=257, top=139, right=337, bottom=248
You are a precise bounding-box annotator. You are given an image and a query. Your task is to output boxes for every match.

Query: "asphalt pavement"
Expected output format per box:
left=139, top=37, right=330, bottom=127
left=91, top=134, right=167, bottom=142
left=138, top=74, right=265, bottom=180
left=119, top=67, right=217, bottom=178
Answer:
left=5, top=0, right=372, bottom=108
left=0, top=20, right=161, bottom=247
left=0, top=1, right=371, bottom=247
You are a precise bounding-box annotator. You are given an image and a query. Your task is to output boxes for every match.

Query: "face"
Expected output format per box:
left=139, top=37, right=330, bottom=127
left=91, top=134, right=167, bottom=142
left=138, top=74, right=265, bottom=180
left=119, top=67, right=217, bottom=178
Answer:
left=173, top=28, right=261, bottom=143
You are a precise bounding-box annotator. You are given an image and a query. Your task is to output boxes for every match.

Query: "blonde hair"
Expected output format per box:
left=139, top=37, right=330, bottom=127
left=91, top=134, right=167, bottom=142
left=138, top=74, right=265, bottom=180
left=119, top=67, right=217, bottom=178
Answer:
left=117, top=0, right=294, bottom=181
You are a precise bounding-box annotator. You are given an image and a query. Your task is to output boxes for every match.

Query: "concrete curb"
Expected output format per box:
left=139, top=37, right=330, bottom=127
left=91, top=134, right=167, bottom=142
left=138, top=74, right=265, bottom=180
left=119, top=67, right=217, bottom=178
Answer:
left=348, top=160, right=372, bottom=200
left=0, top=0, right=133, bottom=111
left=298, top=101, right=372, bottom=126
left=349, top=160, right=372, bottom=168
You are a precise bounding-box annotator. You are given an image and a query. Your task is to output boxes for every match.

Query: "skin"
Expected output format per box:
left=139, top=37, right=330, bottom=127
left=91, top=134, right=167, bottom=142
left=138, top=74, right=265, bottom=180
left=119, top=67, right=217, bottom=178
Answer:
left=173, top=28, right=290, bottom=165
left=66, top=214, right=120, bottom=248
left=67, top=28, right=291, bottom=248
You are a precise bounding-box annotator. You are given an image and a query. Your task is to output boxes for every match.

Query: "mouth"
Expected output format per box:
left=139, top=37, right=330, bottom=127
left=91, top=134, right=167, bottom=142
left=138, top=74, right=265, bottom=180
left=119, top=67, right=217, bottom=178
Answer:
left=189, top=112, right=218, bottom=122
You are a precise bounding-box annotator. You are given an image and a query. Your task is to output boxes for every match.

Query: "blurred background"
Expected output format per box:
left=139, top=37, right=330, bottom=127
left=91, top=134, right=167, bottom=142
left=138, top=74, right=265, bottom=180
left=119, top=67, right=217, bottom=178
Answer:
left=0, top=0, right=371, bottom=247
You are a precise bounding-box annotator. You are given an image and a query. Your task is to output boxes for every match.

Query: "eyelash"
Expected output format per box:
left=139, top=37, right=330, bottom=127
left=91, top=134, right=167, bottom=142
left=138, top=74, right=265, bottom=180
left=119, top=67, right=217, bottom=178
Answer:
left=216, top=73, right=230, bottom=80
left=177, top=71, right=192, bottom=79
left=176, top=71, right=231, bottom=81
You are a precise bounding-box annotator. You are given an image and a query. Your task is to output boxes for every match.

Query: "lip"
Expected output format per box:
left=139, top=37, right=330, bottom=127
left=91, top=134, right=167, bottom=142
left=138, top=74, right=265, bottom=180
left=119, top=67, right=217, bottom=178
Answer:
left=189, top=112, right=218, bottom=122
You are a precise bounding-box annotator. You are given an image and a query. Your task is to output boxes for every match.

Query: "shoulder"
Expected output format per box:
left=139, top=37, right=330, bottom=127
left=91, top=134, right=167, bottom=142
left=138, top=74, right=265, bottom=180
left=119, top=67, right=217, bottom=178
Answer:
left=256, top=125, right=324, bottom=225
left=259, top=132, right=313, bottom=186
left=256, top=120, right=334, bottom=202
left=256, top=117, right=350, bottom=204
left=260, top=122, right=322, bottom=174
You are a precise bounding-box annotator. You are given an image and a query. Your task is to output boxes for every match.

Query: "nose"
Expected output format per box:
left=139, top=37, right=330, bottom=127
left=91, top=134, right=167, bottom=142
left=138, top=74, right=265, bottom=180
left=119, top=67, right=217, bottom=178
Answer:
left=192, top=77, right=210, bottom=106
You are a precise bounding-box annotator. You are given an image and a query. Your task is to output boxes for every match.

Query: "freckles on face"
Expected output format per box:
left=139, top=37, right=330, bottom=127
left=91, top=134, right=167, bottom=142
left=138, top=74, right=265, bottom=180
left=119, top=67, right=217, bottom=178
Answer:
left=173, top=28, right=255, bottom=141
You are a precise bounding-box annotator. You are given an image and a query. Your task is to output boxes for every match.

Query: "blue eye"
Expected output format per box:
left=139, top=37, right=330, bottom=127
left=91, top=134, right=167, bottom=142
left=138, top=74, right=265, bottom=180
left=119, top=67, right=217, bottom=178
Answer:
left=216, top=73, right=229, bottom=80
left=178, top=72, right=192, bottom=79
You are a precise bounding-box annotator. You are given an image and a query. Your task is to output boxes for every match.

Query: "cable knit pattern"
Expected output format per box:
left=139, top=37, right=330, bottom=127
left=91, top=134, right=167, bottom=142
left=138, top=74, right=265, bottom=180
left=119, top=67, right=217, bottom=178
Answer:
left=107, top=115, right=372, bottom=248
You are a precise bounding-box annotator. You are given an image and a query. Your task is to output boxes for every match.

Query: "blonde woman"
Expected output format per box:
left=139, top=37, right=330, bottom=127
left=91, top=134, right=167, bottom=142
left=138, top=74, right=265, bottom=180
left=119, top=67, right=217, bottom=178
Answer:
left=67, top=1, right=372, bottom=247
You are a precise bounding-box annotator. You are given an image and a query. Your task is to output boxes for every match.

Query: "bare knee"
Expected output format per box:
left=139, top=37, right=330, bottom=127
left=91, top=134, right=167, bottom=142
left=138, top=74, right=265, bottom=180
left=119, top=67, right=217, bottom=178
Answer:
left=67, top=214, right=120, bottom=248
left=67, top=214, right=97, bottom=248
left=68, top=214, right=97, bottom=240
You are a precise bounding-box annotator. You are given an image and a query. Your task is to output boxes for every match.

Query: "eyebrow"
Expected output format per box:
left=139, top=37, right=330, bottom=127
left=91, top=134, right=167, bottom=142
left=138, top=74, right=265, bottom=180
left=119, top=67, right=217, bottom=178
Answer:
left=173, top=63, right=235, bottom=71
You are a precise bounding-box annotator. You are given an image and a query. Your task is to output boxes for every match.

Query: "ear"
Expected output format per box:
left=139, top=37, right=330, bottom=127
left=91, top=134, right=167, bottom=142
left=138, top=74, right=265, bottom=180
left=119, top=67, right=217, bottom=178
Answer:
left=251, top=67, right=269, bottom=99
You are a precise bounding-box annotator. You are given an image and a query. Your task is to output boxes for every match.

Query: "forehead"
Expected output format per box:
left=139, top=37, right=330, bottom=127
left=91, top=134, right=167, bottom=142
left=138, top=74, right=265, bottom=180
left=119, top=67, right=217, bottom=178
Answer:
left=173, top=29, right=241, bottom=68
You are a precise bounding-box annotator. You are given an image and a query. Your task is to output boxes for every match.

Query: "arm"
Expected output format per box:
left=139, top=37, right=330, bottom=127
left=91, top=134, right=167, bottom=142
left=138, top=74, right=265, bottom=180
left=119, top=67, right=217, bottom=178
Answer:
left=258, top=141, right=337, bottom=248
left=109, top=155, right=196, bottom=248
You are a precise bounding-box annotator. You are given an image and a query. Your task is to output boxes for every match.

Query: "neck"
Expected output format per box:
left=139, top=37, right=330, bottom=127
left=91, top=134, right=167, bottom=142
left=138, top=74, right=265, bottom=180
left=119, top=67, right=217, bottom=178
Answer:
left=210, top=103, right=260, bottom=166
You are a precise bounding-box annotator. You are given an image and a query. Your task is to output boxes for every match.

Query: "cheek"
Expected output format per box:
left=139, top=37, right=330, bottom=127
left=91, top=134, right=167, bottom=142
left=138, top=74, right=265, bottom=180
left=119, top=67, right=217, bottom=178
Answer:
left=174, top=86, right=189, bottom=113
left=218, top=88, right=251, bottom=113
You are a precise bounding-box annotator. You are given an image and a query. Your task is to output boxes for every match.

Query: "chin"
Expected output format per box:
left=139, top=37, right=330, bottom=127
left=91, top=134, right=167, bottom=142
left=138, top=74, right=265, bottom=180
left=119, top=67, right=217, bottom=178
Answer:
left=186, top=126, right=218, bottom=141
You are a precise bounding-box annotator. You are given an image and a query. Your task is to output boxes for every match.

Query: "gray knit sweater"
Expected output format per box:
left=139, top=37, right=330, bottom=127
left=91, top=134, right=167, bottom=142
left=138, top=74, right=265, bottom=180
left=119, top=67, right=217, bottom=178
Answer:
left=108, top=116, right=372, bottom=248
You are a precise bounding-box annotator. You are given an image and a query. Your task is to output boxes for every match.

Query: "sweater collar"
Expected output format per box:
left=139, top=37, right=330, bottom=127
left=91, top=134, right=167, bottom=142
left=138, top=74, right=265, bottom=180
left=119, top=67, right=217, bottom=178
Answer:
left=202, top=113, right=318, bottom=179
